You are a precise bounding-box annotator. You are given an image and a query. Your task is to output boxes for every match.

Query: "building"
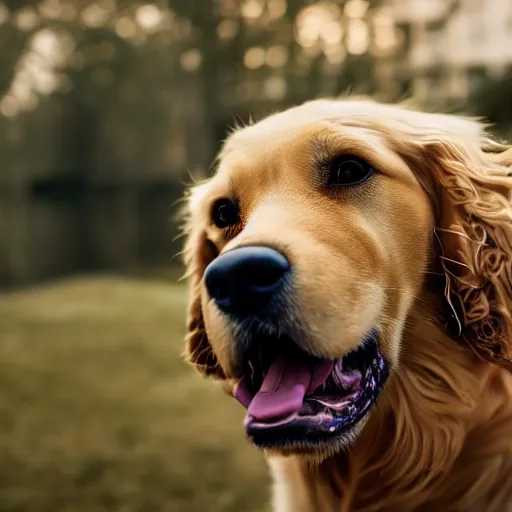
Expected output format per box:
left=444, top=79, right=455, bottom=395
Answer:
left=387, top=0, right=512, bottom=105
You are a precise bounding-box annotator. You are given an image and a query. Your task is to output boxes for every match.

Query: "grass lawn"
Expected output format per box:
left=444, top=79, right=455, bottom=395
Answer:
left=0, top=277, right=269, bottom=512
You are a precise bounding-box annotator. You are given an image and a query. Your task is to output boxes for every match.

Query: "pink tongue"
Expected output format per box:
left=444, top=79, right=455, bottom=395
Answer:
left=246, top=353, right=334, bottom=422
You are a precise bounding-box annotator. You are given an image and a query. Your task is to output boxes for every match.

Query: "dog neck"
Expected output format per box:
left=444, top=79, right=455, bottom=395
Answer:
left=268, top=304, right=512, bottom=512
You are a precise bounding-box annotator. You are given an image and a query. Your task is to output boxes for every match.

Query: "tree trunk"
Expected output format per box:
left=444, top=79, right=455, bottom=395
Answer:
left=195, top=0, right=220, bottom=174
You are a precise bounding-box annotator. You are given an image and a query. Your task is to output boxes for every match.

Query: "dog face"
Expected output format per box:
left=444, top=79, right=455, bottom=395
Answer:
left=182, top=99, right=512, bottom=455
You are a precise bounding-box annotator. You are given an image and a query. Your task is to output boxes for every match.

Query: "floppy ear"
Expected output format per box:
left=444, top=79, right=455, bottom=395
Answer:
left=181, top=185, right=225, bottom=379
left=421, top=134, right=512, bottom=368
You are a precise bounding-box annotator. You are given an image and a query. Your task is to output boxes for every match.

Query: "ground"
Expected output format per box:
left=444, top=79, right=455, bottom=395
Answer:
left=0, top=277, right=269, bottom=512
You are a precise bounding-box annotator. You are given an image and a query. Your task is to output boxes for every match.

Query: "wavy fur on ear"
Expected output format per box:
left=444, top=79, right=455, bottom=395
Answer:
left=180, top=184, right=225, bottom=379
left=373, top=112, right=512, bottom=368
left=430, top=141, right=512, bottom=368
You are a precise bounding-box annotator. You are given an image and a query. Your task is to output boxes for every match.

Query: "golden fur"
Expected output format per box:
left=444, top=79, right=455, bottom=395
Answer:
left=181, top=99, right=512, bottom=511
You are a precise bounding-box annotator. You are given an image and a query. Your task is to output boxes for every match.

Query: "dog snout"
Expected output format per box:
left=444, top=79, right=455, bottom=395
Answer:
left=204, top=246, right=290, bottom=315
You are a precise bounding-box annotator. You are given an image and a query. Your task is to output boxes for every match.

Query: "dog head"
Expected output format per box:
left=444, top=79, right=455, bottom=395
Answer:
left=181, top=99, right=512, bottom=455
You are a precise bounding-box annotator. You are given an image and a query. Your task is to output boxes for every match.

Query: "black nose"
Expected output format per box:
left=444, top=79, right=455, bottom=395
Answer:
left=204, top=246, right=290, bottom=314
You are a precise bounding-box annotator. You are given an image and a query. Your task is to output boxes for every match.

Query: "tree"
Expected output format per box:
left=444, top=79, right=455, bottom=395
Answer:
left=471, top=70, right=512, bottom=136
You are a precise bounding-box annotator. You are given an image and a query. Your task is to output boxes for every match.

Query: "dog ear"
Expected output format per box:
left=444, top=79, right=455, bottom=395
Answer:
left=180, top=185, right=225, bottom=379
left=419, top=134, right=512, bottom=369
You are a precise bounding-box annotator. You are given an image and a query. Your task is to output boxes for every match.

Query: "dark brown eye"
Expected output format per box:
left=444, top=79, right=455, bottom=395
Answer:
left=328, top=155, right=374, bottom=186
left=212, top=199, right=239, bottom=228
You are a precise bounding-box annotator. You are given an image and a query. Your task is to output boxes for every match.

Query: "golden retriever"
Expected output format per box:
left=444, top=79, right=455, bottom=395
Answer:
left=180, top=98, right=512, bottom=511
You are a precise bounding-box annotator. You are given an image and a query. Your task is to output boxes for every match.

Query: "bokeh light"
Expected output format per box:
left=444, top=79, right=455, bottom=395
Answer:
left=217, top=19, right=239, bottom=40
left=347, top=18, right=369, bottom=55
left=241, top=0, right=265, bottom=20
left=295, top=3, right=342, bottom=48
left=180, top=49, right=202, bottom=72
left=344, top=0, right=369, bottom=19
left=15, top=7, right=40, bottom=31
left=244, top=46, right=266, bottom=69
left=115, top=16, right=138, bottom=39
left=268, top=0, right=287, bottom=21
left=265, top=46, right=288, bottom=68
left=263, top=75, right=287, bottom=99
left=135, top=4, right=165, bottom=33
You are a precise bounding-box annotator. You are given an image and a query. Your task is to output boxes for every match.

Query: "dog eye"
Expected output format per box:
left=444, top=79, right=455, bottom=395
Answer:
left=212, top=199, right=239, bottom=228
left=328, top=156, right=374, bottom=186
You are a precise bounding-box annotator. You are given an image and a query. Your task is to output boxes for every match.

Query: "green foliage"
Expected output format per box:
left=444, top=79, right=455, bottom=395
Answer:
left=471, top=69, right=512, bottom=135
left=0, top=1, right=387, bottom=165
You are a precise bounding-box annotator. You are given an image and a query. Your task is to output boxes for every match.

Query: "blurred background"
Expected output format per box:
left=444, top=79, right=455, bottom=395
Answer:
left=0, top=0, right=512, bottom=511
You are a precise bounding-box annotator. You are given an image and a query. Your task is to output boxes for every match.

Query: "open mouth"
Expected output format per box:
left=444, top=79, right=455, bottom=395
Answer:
left=233, top=330, right=389, bottom=449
